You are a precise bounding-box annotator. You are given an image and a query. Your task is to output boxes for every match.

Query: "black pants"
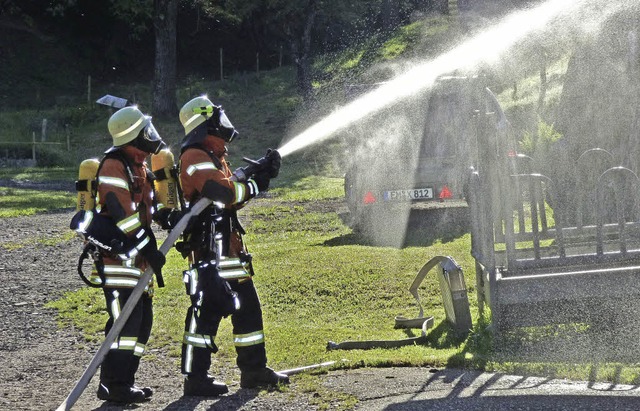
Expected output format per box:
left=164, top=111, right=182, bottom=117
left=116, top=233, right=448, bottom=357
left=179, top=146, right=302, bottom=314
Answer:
left=100, top=288, right=153, bottom=387
left=181, top=278, right=267, bottom=376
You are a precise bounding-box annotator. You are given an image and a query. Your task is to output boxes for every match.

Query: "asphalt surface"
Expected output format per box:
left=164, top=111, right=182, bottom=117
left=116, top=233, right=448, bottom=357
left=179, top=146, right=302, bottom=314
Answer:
left=325, top=367, right=640, bottom=411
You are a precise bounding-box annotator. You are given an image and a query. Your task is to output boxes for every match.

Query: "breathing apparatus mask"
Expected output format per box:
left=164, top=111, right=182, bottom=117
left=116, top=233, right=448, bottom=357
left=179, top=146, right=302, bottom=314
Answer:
left=131, top=122, right=166, bottom=155
left=194, top=105, right=238, bottom=143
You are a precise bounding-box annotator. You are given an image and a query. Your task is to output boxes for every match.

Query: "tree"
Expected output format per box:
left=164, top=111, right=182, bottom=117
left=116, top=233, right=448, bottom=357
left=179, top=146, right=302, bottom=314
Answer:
left=227, top=0, right=376, bottom=102
left=152, top=0, right=178, bottom=118
left=228, top=0, right=320, bottom=102
left=287, top=0, right=318, bottom=103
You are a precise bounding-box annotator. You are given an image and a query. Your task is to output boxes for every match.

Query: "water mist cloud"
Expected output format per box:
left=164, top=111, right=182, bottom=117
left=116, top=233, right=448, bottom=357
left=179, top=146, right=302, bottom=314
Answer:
left=277, top=0, right=632, bottom=158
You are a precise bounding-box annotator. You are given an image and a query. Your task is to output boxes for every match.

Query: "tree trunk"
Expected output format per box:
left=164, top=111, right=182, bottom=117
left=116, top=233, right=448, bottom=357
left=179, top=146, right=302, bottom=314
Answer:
left=292, top=0, right=317, bottom=103
left=537, top=50, right=547, bottom=112
left=381, top=0, right=396, bottom=31
left=152, top=0, right=178, bottom=119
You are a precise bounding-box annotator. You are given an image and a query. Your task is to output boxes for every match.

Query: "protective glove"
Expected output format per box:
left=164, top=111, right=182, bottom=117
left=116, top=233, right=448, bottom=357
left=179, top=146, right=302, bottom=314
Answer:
left=154, top=207, right=182, bottom=230
left=265, top=148, right=281, bottom=178
left=251, top=170, right=271, bottom=193
left=134, top=228, right=166, bottom=286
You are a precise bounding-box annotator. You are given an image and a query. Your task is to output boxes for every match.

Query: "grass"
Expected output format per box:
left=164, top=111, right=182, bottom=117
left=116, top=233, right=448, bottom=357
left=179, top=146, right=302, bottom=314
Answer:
left=0, top=166, right=76, bottom=182
left=40, top=169, right=640, bottom=394
left=0, top=187, right=74, bottom=217
left=47, top=176, right=476, bottom=368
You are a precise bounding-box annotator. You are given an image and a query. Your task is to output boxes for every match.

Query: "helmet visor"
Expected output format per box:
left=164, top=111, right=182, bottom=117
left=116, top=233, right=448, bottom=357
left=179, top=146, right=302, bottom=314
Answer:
left=136, top=122, right=166, bottom=154
left=218, top=110, right=238, bottom=143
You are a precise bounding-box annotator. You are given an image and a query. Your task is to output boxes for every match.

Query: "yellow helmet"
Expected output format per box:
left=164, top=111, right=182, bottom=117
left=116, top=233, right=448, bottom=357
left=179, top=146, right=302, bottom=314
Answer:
left=108, top=106, right=150, bottom=147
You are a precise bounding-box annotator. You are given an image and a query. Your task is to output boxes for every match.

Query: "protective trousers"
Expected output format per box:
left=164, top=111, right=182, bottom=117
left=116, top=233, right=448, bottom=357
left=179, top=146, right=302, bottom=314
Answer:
left=181, top=278, right=267, bottom=376
left=100, top=288, right=153, bottom=387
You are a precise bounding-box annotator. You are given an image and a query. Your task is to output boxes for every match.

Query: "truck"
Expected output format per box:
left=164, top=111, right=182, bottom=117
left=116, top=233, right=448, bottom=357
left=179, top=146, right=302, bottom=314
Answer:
left=343, top=75, right=511, bottom=245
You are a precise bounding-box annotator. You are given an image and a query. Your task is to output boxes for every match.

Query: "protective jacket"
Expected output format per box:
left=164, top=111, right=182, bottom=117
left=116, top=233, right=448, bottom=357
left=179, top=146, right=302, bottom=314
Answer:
left=179, top=137, right=257, bottom=278
left=89, top=148, right=156, bottom=292
left=178, top=135, right=267, bottom=376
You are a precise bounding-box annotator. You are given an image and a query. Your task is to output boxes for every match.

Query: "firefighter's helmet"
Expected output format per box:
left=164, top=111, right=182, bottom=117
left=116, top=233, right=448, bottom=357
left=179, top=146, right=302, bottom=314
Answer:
left=180, top=95, right=238, bottom=149
left=107, top=106, right=165, bottom=154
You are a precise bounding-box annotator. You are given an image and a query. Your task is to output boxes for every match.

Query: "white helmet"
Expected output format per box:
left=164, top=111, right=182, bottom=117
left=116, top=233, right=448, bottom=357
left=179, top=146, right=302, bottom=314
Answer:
left=107, top=106, right=165, bottom=154
left=179, top=95, right=238, bottom=148
left=108, top=106, right=149, bottom=147
left=180, top=95, right=213, bottom=136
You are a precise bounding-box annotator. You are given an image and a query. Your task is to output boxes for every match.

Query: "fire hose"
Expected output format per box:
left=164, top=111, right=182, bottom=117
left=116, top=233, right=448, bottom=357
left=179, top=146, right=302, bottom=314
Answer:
left=56, top=197, right=211, bottom=411
left=326, top=256, right=464, bottom=350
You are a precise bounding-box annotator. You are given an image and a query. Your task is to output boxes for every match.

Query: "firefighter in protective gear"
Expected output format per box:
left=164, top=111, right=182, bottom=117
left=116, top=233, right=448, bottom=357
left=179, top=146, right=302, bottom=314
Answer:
left=176, top=95, right=287, bottom=396
left=92, top=106, right=167, bottom=404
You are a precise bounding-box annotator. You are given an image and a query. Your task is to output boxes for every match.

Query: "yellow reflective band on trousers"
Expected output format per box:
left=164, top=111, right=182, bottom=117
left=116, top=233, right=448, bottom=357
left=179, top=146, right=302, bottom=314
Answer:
left=218, top=257, right=250, bottom=280
left=183, top=314, right=212, bottom=374
left=183, top=332, right=215, bottom=348
left=134, top=342, right=146, bottom=357
left=234, top=330, right=264, bottom=347
left=90, top=264, right=150, bottom=291
left=110, top=336, right=138, bottom=351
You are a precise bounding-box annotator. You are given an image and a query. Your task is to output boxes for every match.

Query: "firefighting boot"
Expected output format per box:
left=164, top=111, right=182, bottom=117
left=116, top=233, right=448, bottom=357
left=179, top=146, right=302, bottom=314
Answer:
left=97, top=383, right=148, bottom=403
left=183, top=375, right=229, bottom=397
left=240, top=367, right=290, bottom=389
left=133, top=385, right=153, bottom=398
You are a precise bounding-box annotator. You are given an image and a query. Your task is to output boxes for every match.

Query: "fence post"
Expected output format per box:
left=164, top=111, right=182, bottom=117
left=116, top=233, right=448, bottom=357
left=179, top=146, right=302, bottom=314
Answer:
left=220, top=48, right=224, bottom=81
left=41, top=119, right=47, bottom=142
left=32, top=132, right=36, bottom=162
left=87, top=75, right=92, bottom=104
left=256, top=52, right=260, bottom=76
left=279, top=45, right=283, bottom=67
left=66, top=124, right=71, bottom=151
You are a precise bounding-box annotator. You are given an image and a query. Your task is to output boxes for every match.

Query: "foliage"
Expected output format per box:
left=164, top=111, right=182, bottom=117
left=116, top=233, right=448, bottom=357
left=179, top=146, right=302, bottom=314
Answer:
left=1, top=0, right=453, bottom=111
left=519, top=119, right=562, bottom=157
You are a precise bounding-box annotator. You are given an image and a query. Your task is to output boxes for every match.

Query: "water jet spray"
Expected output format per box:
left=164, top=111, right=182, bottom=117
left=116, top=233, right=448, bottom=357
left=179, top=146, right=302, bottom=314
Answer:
left=277, top=0, right=625, bottom=159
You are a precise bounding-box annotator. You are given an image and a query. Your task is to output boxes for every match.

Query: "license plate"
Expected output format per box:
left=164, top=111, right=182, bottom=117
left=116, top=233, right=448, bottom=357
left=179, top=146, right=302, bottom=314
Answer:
left=383, top=188, right=433, bottom=201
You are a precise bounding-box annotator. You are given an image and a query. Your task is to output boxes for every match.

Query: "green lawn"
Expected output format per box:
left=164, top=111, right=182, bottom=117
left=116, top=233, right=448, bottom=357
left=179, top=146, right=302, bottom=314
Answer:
left=0, top=187, right=74, bottom=217
left=8, top=169, right=630, bottom=388
left=8, top=168, right=640, bottom=389
left=47, top=174, right=477, bottom=372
